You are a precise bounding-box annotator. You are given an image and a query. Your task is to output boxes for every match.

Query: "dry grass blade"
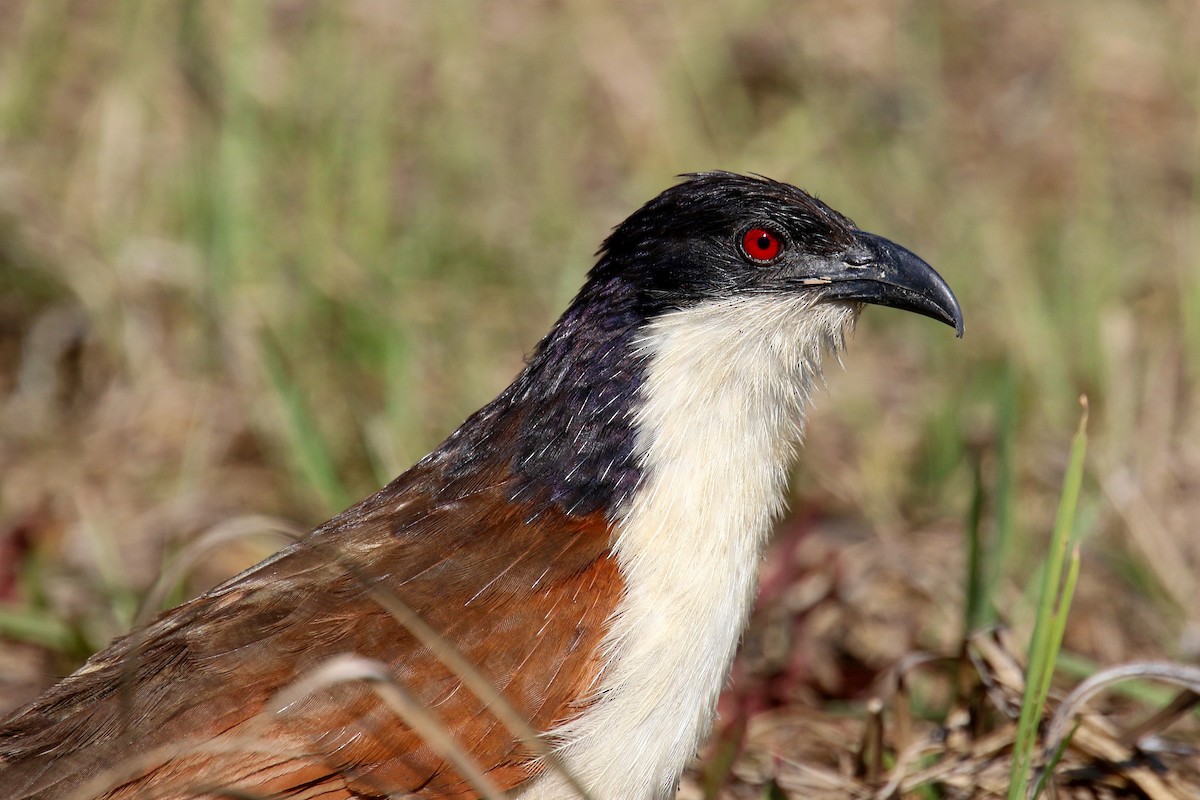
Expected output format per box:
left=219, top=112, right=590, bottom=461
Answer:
left=967, top=629, right=1027, bottom=719
left=65, top=737, right=313, bottom=800
left=856, top=698, right=884, bottom=781
left=70, top=655, right=514, bottom=800
left=891, top=727, right=1016, bottom=797
left=303, top=536, right=597, bottom=800
left=774, top=761, right=872, bottom=799
left=875, top=736, right=954, bottom=798
left=269, top=654, right=508, bottom=800
left=1118, top=690, right=1200, bottom=749
left=133, top=515, right=305, bottom=628
left=1043, top=661, right=1200, bottom=755
left=1059, top=720, right=1183, bottom=800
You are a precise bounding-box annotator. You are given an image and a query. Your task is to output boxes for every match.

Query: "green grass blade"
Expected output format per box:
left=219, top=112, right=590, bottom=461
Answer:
left=964, top=449, right=988, bottom=634
left=0, top=606, right=76, bottom=650
left=989, top=367, right=1019, bottom=605
left=260, top=332, right=353, bottom=514
left=1031, top=719, right=1081, bottom=800
left=1007, top=400, right=1088, bottom=800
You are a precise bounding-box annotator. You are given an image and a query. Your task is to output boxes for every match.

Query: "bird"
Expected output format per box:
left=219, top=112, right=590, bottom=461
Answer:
left=0, top=172, right=963, bottom=800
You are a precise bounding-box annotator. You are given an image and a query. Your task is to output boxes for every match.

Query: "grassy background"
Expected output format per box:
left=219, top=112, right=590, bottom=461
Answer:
left=0, top=0, right=1198, bottom=790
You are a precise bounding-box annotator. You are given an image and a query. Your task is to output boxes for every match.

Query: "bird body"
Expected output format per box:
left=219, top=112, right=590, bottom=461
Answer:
left=0, top=173, right=962, bottom=800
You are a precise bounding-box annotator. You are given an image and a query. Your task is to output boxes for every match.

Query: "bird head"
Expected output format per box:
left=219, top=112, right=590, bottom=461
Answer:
left=446, top=172, right=963, bottom=519
left=594, top=171, right=963, bottom=336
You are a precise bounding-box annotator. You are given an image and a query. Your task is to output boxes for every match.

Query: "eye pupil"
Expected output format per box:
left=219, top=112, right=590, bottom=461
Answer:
left=741, top=227, right=781, bottom=262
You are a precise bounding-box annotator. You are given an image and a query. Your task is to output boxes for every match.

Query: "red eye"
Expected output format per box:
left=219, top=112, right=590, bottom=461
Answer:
left=741, top=227, right=781, bottom=262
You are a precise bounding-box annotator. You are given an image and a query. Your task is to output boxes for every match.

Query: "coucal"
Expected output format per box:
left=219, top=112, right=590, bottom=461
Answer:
left=0, top=173, right=963, bottom=800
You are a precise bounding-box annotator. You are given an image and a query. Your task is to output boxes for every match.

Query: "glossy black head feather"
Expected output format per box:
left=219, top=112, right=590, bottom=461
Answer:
left=593, top=172, right=859, bottom=315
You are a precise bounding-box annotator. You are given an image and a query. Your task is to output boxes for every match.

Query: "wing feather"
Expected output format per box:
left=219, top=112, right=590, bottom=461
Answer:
left=0, top=459, right=621, bottom=800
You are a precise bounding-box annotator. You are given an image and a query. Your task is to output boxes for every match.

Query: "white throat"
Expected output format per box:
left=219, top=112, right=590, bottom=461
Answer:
left=520, top=295, right=858, bottom=800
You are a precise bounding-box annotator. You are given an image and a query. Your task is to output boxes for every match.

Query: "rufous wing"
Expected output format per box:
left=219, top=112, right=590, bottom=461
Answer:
left=0, top=459, right=622, bottom=800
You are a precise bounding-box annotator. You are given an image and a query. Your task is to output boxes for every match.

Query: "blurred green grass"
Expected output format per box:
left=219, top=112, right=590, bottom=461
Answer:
left=1, top=0, right=1198, bottom=706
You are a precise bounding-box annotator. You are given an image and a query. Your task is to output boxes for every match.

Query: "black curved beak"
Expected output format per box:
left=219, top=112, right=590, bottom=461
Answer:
left=822, top=231, right=964, bottom=338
